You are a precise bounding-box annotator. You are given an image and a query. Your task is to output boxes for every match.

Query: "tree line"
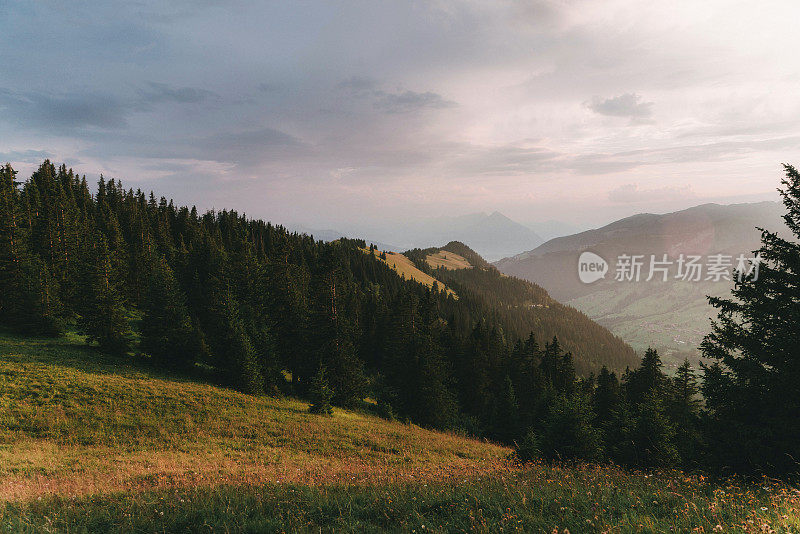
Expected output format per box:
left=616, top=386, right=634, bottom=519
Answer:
left=1, top=160, right=798, bottom=476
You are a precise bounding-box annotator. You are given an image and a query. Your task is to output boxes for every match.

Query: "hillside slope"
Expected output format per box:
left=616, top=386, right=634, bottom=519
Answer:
left=0, top=160, right=635, bottom=443
left=2, top=332, right=797, bottom=533
left=405, top=242, right=639, bottom=374
left=362, top=247, right=457, bottom=298
left=0, top=332, right=507, bottom=502
left=495, top=202, right=785, bottom=365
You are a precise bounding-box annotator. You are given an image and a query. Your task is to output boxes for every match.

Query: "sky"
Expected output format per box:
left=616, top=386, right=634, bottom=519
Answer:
left=2, top=0, right=799, bottom=238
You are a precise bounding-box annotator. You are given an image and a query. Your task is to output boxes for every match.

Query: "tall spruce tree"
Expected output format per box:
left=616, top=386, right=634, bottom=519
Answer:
left=308, top=366, right=334, bottom=415
left=307, top=245, right=367, bottom=406
left=669, top=359, right=702, bottom=466
left=141, top=256, right=200, bottom=370
left=79, top=233, right=131, bottom=354
left=701, top=164, right=800, bottom=475
left=592, top=366, right=621, bottom=429
left=206, top=282, right=262, bottom=394
left=0, top=164, right=24, bottom=326
left=625, top=348, right=666, bottom=407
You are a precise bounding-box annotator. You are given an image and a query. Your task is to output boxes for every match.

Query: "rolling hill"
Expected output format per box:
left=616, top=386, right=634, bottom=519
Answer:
left=495, top=201, right=786, bottom=366
left=425, top=249, right=472, bottom=270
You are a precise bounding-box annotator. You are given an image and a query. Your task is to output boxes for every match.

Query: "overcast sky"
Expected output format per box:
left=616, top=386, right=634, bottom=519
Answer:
left=2, top=0, right=799, bottom=236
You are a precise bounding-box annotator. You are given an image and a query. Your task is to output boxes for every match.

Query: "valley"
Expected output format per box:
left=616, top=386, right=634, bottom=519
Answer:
left=495, top=201, right=786, bottom=365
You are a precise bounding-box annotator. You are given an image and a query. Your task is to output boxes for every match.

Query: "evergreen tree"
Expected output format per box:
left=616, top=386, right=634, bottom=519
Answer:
left=630, top=392, right=679, bottom=467
left=206, top=282, right=262, bottom=394
left=701, top=164, right=800, bottom=475
left=141, top=257, right=200, bottom=370
left=625, top=348, right=666, bottom=407
left=592, top=366, right=621, bottom=430
left=539, top=393, right=603, bottom=461
left=0, top=164, right=61, bottom=335
left=307, top=246, right=367, bottom=405
left=492, top=375, right=520, bottom=443
left=79, top=234, right=131, bottom=354
left=308, top=366, right=334, bottom=415
left=668, top=359, right=702, bottom=466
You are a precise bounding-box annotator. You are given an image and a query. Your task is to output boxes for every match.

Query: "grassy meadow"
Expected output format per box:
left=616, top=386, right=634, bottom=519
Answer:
left=425, top=250, right=472, bottom=271
left=1, top=331, right=799, bottom=532
left=362, top=248, right=458, bottom=298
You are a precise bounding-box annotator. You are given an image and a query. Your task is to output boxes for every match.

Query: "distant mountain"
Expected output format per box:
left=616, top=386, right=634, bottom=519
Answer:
left=495, top=201, right=786, bottom=367
left=526, top=220, right=585, bottom=241
left=293, top=212, right=544, bottom=262
left=401, top=211, right=544, bottom=262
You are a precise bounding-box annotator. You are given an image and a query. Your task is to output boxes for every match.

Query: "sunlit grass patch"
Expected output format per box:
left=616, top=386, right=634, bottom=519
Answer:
left=0, top=333, right=508, bottom=503
left=2, top=331, right=798, bottom=532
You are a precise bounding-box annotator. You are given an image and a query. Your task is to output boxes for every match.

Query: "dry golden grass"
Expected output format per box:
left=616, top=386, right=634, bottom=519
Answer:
left=0, top=334, right=505, bottom=502
left=3, top=334, right=800, bottom=532
left=362, top=248, right=457, bottom=298
left=425, top=250, right=471, bottom=270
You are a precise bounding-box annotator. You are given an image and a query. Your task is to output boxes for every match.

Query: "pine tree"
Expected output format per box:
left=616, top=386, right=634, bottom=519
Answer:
left=0, top=163, right=24, bottom=325
left=308, top=366, right=334, bottom=415
left=539, top=393, right=603, bottom=461
left=0, top=164, right=64, bottom=335
left=206, top=282, right=262, bottom=394
left=625, top=348, right=666, bottom=407
left=701, top=164, right=800, bottom=474
left=79, top=233, right=131, bottom=354
left=668, top=359, right=702, bottom=466
left=408, top=332, right=457, bottom=428
left=141, top=256, right=200, bottom=370
left=307, top=246, right=367, bottom=405
left=492, top=375, right=520, bottom=443
left=592, top=366, right=621, bottom=429
left=630, top=392, right=679, bottom=467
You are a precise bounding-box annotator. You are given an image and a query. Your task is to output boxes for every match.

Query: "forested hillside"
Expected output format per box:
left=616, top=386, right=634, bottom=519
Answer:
left=0, top=160, right=631, bottom=438
left=3, top=160, right=800, bottom=478
left=405, top=242, right=638, bottom=373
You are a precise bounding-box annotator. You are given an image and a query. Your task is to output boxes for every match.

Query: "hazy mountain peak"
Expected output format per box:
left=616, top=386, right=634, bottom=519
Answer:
left=495, top=200, right=787, bottom=365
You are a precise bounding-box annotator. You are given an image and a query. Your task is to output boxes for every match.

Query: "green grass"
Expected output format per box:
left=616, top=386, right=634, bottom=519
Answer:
left=1, top=331, right=799, bottom=532
left=4, top=465, right=799, bottom=533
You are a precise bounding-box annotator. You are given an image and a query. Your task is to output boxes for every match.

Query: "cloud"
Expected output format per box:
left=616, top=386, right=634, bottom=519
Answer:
left=195, top=127, right=306, bottom=166
left=0, top=89, right=129, bottom=130
left=337, top=78, right=456, bottom=115
left=337, top=76, right=378, bottom=94
left=586, top=93, right=654, bottom=120
left=137, top=82, right=218, bottom=105
left=608, top=183, right=696, bottom=203
left=2, top=0, right=799, bottom=231
left=78, top=126, right=307, bottom=170
left=0, top=149, right=53, bottom=163
left=448, top=143, right=561, bottom=176
left=373, top=90, right=456, bottom=114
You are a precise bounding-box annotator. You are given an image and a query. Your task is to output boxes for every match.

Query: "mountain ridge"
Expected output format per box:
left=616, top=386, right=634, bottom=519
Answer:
left=402, top=241, right=638, bottom=373
left=494, top=200, right=786, bottom=365
left=294, top=212, right=544, bottom=263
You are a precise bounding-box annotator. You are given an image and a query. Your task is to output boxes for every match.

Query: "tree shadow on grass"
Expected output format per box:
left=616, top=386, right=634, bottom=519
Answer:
left=0, top=328, right=236, bottom=394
